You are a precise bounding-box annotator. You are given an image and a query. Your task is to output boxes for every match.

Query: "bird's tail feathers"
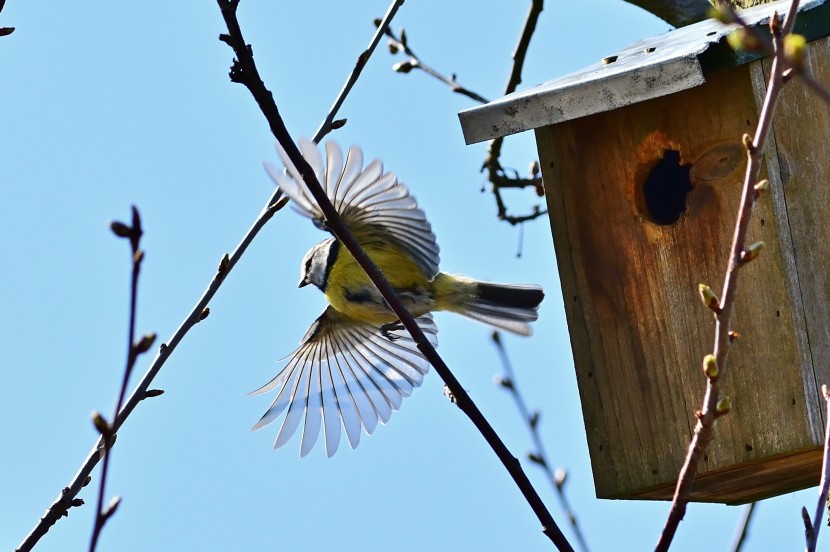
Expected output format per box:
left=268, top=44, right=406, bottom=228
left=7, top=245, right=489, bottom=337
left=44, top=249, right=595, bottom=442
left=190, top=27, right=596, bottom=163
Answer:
left=454, top=281, right=544, bottom=336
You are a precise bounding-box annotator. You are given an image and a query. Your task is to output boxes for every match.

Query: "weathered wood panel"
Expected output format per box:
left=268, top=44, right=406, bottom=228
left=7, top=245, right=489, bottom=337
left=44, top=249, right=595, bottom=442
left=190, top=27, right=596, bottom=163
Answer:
left=536, top=62, right=821, bottom=502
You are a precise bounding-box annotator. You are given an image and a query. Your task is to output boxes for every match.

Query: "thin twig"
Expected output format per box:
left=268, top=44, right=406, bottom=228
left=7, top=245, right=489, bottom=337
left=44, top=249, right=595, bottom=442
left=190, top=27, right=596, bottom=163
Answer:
left=217, top=2, right=572, bottom=550
left=482, top=0, right=546, bottom=226
left=728, top=502, right=757, bottom=552
left=17, top=2, right=400, bottom=549
left=384, top=27, right=490, bottom=104
left=17, top=197, right=290, bottom=552
left=655, top=4, right=802, bottom=551
left=491, top=332, right=591, bottom=552
left=804, top=385, right=830, bottom=552
left=384, top=3, right=546, bottom=225
left=89, top=207, right=153, bottom=551
left=313, top=0, right=405, bottom=143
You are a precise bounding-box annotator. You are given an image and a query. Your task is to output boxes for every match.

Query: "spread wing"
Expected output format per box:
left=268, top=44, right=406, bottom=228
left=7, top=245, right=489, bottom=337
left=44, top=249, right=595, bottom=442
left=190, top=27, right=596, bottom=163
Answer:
left=251, top=306, right=439, bottom=457
left=265, top=139, right=440, bottom=279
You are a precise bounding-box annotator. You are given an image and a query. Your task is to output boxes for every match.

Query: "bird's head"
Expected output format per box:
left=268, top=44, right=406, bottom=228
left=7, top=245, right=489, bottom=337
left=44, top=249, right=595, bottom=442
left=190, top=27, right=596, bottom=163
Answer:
left=299, top=238, right=338, bottom=291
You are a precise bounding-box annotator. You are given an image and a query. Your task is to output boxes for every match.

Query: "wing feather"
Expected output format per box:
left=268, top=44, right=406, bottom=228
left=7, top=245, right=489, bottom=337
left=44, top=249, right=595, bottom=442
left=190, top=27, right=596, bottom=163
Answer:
left=267, top=139, right=440, bottom=278
left=319, top=353, right=342, bottom=457
left=253, top=306, right=438, bottom=456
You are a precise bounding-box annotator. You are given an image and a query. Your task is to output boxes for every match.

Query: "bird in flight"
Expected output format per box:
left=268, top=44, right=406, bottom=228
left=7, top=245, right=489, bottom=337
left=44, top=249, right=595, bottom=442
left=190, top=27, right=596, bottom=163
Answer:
left=252, top=139, right=544, bottom=457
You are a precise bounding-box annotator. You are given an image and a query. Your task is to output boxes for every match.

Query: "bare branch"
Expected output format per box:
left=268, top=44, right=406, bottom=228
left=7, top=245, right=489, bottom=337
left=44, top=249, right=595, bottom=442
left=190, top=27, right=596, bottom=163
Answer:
left=384, top=27, right=490, bottom=104
left=216, top=2, right=572, bottom=549
left=728, top=502, right=757, bottom=552
left=483, top=0, right=547, bottom=225
left=313, top=0, right=405, bottom=143
left=16, top=196, right=290, bottom=552
left=492, top=332, right=591, bottom=552
left=655, top=3, right=802, bottom=550
left=804, top=386, right=830, bottom=552
left=89, top=207, right=153, bottom=552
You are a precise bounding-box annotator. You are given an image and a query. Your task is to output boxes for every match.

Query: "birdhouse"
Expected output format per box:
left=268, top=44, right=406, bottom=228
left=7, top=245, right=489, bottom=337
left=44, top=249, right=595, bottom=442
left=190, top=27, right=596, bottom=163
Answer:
left=459, top=0, right=830, bottom=504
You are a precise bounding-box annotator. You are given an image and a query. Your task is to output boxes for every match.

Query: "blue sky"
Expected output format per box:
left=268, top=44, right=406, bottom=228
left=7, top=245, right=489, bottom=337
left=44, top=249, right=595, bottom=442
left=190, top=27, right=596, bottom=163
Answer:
left=1, top=1, right=822, bottom=551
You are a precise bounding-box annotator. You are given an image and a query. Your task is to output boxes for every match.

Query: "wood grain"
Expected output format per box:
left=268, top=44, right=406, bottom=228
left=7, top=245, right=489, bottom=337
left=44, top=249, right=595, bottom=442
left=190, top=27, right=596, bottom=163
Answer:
left=536, top=59, right=824, bottom=502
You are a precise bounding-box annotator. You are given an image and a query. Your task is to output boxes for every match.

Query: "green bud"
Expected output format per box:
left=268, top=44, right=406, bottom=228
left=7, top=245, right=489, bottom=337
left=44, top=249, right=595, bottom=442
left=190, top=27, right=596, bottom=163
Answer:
left=740, top=241, right=765, bottom=264
left=754, top=179, right=769, bottom=192
left=716, top=396, right=732, bottom=415
left=703, top=354, right=719, bottom=379
left=698, top=284, right=721, bottom=313
left=784, top=34, right=807, bottom=69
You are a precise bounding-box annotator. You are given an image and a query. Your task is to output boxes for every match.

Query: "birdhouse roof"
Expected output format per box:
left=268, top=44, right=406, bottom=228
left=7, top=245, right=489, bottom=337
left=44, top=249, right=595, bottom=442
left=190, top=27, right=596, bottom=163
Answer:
left=458, top=0, right=829, bottom=145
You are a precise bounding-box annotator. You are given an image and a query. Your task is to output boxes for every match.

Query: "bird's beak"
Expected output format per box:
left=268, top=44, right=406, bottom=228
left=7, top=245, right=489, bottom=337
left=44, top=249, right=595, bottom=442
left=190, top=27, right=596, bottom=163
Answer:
left=298, top=277, right=309, bottom=288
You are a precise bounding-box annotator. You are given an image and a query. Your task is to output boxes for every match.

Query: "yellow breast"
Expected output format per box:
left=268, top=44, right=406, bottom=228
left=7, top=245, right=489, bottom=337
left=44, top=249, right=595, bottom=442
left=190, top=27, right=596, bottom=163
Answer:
left=325, top=239, right=434, bottom=324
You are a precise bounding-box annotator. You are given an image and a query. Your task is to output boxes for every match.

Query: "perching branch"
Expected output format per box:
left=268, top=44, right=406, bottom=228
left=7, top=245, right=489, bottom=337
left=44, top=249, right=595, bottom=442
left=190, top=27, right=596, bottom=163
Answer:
left=803, top=386, right=830, bottom=552
left=217, top=2, right=572, bottom=550
left=491, top=332, right=591, bottom=552
left=88, top=207, right=155, bottom=552
left=655, top=3, right=803, bottom=551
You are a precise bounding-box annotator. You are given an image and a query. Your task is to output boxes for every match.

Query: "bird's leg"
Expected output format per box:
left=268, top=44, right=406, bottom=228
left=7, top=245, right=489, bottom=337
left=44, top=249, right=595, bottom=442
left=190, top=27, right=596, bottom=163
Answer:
left=380, top=321, right=404, bottom=341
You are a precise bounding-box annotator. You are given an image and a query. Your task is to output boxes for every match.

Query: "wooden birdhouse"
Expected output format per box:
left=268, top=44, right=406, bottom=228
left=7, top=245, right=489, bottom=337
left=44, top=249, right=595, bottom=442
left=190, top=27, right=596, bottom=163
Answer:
left=459, top=0, right=830, bottom=504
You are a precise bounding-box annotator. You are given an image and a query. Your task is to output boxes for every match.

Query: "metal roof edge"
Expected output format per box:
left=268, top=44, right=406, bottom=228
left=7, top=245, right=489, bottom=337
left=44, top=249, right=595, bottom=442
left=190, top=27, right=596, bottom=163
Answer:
left=459, top=0, right=827, bottom=145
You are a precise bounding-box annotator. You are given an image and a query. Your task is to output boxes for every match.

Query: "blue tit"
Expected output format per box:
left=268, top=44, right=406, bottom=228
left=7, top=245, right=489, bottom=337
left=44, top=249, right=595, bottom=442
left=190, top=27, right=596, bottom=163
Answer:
left=251, top=139, right=544, bottom=457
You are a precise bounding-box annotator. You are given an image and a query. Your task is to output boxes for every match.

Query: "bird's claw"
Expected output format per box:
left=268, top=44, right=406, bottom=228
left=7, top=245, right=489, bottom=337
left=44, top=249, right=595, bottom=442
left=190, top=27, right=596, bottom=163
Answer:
left=380, top=321, right=404, bottom=341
